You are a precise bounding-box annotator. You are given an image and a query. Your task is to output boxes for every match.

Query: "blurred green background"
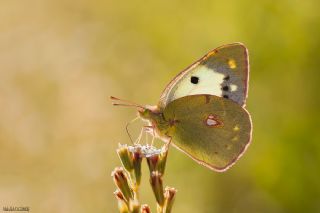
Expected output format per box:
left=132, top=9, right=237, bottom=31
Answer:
left=1, top=0, right=320, bottom=212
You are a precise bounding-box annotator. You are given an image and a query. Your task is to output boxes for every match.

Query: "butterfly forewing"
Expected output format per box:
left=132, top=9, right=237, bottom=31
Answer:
left=159, top=43, right=249, bottom=108
left=163, top=95, right=252, bottom=171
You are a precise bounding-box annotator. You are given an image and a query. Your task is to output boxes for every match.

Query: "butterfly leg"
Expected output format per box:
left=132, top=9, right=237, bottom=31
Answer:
left=143, top=125, right=154, bottom=146
left=151, top=134, right=155, bottom=146
left=143, top=125, right=154, bottom=133
left=134, top=127, right=144, bottom=144
left=163, top=136, right=172, bottom=152
left=125, top=116, right=139, bottom=145
left=145, top=129, right=149, bottom=145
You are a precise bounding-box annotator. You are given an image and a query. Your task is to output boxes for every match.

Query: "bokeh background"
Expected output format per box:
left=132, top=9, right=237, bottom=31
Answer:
left=1, top=0, right=320, bottom=212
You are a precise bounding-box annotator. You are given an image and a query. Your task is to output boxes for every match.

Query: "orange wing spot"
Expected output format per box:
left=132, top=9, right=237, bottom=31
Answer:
left=232, top=136, right=239, bottom=142
left=225, top=144, right=232, bottom=150
left=202, top=50, right=217, bottom=60
left=228, top=59, right=237, bottom=69
left=204, top=114, right=223, bottom=128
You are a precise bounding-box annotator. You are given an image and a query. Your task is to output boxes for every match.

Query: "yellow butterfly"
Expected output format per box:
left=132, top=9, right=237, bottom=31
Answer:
left=112, top=43, right=252, bottom=172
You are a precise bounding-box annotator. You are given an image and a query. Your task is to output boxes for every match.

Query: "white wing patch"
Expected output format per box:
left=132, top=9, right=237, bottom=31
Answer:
left=230, top=84, right=238, bottom=92
left=169, top=65, right=225, bottom=102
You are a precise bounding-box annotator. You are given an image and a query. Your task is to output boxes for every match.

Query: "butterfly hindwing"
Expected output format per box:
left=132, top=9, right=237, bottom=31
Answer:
left=159, top=43, right=249, bottom=108
left=163, top=95, right=252, bottom=171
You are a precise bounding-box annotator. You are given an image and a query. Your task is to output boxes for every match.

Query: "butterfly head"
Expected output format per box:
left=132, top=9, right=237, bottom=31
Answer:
left=110, top=96, right=162, bottom=126
left=138, top=105, right=172, bottom=141
left=137, top=105, right=159, bottom=120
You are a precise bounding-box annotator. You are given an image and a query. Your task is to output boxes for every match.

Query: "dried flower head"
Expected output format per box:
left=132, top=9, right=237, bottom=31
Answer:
left=117, top=144, right=134, bottom=172
left=150, top=171, right=165, bottom=206
left=111, top=167, right=133, bottom=202
left=112, top=144, right=176, bottom=213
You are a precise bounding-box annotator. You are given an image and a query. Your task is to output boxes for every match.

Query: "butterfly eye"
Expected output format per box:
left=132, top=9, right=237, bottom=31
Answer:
left=190, top=76, right=199, bottom=84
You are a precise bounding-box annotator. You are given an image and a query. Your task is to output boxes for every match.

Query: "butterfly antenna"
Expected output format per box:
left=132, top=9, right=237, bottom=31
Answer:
left=110, top=96, right=145, bottom=110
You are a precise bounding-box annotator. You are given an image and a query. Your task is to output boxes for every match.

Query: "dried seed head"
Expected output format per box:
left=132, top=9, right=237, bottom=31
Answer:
left=128, top=144, right=162, bottom=157
left=146, top=145, right=168, bottom=174
left=111, top=167, right=133, bottom=202
left=157, top=146, right=168, bottom=174
left=114, top=190, right=129, bottom=213
left=112, top=144, right=176, bottom=213
left=129, top=199, right=140, bottom=213
left=163, top=187, right=177, bottom=213
left=131, top=146, right=143, bottom=186
left=141, top=204, right=151, bottom=213
left=117, top=197, right=129, bottom=213
left=117, top=144, right=134, bottom=172
left=146, top=154, right=159, bottom=173
left=114, top=189, right=125, bottom=201
left=150, top=171, right=165, bottom=206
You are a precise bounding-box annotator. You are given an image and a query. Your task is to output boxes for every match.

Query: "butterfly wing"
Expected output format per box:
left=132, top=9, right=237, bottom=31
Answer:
left=163, top=95, right=252, bottom=172
left=159, top=43, right=249, bottom=108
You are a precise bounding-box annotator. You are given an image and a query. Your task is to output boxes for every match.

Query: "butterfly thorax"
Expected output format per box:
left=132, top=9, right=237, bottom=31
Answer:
left=138, top=106, right=173, bottom=142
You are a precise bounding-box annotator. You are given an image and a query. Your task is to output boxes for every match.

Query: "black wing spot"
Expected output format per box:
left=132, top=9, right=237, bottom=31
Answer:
left=223, top=95, right=229, bottom=99
left=223, top=75, right=230, bottom=81
left=222, top=86, right=229, bottom=91
left=190, top=76, right=199, bottom=84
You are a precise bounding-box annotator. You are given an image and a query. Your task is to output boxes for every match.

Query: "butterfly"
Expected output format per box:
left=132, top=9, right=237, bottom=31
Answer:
left=112, top=43, right=252, bottom=172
